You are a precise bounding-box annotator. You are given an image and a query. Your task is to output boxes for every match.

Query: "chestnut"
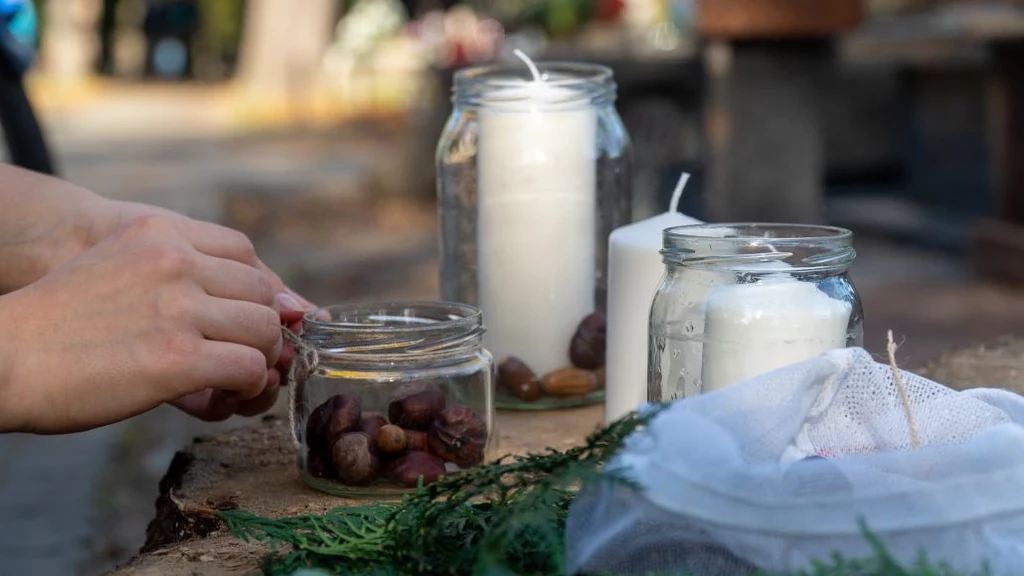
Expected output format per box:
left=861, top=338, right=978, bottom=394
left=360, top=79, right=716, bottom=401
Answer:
left=326, top=395, right=363, bottom=446
left=384, top=451, right=446, bottom=487
left=331, top=432, right=379, bottom=486
left=376, top=425, right=408, bottom=454
left=569, top=312, right=606, bottom=370
left=498, top=356, right=542, bottom=402
left=388, top=383, right=446, bottom=430
left=360, top=412, right=388, bottom=439
left=405, top=429, right=429, bottom=452
left=306, top=394, right=360, bottom=450
left=427, top=405, right=487, bottom=468
left=306, top=449, right=330, bottom=479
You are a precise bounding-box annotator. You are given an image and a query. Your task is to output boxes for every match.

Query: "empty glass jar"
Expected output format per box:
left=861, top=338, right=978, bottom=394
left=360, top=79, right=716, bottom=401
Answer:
left=648, top=224, right=864, bottom=402
left=436, top=59, right=632, bottom=410
left=289, top=301, right=496, bottom=498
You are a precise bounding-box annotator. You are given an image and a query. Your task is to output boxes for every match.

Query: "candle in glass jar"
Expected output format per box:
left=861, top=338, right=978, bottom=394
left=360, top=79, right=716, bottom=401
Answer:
left=700, top=277, right=852, bottom=393
left=476, top=55, right=597, bottom=377
left=605, top=175, right=702, bottom=424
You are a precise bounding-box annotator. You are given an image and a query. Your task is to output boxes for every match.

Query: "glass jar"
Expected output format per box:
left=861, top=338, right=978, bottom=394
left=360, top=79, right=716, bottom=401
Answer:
left=648, top=224, right=863, bottom=402
left=288, top=301, right=496, bottom=498
left=436, top=60, right=632, bottom=410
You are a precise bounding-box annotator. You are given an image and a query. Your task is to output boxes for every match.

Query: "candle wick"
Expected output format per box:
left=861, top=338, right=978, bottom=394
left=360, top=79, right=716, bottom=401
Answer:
left=513, top=48, right=543, bottom=83
left=669, top=172, right=691, bottom=214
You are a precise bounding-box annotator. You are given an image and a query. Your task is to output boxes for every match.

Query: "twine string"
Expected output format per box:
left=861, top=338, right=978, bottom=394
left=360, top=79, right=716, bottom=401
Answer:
left=282, top=327, right=317, bottom=449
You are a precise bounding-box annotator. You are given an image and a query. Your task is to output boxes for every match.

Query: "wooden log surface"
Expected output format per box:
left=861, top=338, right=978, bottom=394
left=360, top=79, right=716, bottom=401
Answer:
left=108, top=404, right=604, bottom=575
left=109, top=334, right=1024, bottom=575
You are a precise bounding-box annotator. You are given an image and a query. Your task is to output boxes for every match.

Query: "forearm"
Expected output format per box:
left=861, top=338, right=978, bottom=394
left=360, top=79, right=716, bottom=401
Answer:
left=0, top=165, right=110, bottom=294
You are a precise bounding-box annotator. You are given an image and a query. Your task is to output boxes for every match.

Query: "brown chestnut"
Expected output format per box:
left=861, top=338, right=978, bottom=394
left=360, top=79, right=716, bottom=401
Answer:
left=405, top=429, right=428, bottom=452
left=427, top=405, right=487, bottom=468
left=384, top=451, right=446, bottom=487
left=388, top=383, right=446, bottom=431
left=360, top=412, right=388, bottom=439
left=306, top=449, right=330, bottom=479
left=498, top=356, right=542, bottom=402
left=331, top=432, right=379, bottom=486
left=376, top=425, right=408, bottom=454
left=569, top=312, right=606, bottom=370
left=326, top=395, right=363, bottom=446
left=306, top=394, right=361, bottom=450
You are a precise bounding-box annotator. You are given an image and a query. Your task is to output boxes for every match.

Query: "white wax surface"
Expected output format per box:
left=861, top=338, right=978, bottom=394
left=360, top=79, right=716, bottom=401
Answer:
left=477, top=80, right=597, bottom=376
left=700, top=278, right=852, bottom=393
left=605, top=212, right=702, bottom=423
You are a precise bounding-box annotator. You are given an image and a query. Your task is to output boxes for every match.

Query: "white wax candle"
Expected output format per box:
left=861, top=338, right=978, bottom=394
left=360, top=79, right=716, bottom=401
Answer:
left=476, top=59, right=597, bottom=377
left=700, top=277, right=852, bottom=393
left=605, top=210, right=701, bottom=423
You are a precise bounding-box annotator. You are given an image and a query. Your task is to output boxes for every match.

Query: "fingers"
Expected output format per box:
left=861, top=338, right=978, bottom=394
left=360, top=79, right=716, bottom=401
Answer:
left=170, top=381, right=281, bottom=421
left=189, top=340, right=270, bottom=400
left=194, top=298, right=283, bottom=369
left=195, top=254, right=275, bottom=307
left=161, top=216, right=262, bottom=269
left=170, top=389, right=237, bottom=422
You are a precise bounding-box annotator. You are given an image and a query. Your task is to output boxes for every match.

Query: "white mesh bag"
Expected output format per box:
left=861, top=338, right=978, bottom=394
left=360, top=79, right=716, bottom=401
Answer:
left=566, top=347, right=1024, bottom=576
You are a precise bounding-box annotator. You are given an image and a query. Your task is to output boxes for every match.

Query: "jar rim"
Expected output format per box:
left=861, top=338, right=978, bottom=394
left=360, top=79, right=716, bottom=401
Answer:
left=664, top=223, right=853, bottom=243
left=661, top=223, right=856, bottom=273
left=454, top=61, right=614, bottom=87
left=303, top=300, right=482, bottom=334
left=452, top=61, right=616, bottom=109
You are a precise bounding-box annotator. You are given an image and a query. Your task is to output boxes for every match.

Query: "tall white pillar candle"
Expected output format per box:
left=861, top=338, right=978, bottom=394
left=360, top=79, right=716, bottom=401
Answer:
left=605, top=175, right=707, bottom=423
left=700, top=277, right=852, bottom=393
left=476, top=55, right=597, bottom=376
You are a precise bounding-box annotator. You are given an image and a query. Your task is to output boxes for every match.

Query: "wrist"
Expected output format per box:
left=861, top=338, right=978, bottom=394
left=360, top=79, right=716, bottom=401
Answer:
left=0, top=174, right=111, bottom=294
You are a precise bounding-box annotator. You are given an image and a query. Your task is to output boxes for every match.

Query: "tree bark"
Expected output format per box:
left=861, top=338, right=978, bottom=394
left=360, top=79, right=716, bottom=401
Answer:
left=40, top=0, right=104, bottom=83
left=234, top=0, right=337, bottom=101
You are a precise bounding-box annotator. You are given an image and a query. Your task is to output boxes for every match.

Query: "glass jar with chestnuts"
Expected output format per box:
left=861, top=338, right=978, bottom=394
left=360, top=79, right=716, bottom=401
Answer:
left=287, top=301, right=496, bottom=497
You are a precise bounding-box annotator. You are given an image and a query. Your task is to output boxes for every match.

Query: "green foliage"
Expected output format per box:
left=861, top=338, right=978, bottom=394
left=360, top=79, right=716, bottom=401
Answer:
left=221, top=406, right=989, bottom=576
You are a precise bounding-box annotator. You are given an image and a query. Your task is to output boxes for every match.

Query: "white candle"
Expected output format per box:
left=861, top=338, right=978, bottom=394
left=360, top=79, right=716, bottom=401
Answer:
left=700, top=277, right=852, bottom=393
left=476, top=52, right=597, bottom=377
left=605, top=175, right=704, bottom=424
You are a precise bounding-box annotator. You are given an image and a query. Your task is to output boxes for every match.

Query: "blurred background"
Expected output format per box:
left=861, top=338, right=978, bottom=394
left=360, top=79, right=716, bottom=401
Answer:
left=4, top=0, right=1024, bottom=573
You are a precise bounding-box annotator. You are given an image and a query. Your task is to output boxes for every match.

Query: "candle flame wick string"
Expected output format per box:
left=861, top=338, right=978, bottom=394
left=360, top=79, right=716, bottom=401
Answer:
left=669, top=172, right=690, bottom=214
left=513, top=48, right=544, bottom=82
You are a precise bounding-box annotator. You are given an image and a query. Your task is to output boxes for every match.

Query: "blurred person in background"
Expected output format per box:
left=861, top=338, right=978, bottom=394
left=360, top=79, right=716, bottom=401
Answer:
left=0, top=163, right=315, bottom=435
left=0, top=0, right=54, bottom=174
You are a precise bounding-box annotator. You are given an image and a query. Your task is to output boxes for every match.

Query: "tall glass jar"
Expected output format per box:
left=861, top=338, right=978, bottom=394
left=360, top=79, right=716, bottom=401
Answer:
left=648, top=224, right=863, bottom=402
left=288, top=301, right=496, bottom=498
left=436, top=60, right=632, bottom=410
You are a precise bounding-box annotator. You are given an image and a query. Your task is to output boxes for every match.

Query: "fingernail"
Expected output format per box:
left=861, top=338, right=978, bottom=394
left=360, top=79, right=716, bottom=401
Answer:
left=287, top=289, right=317, bottom=311
left=276, top=292, right=303, bottom=311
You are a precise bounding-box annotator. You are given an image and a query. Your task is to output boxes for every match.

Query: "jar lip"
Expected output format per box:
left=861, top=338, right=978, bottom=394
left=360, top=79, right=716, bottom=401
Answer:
left=661, top=223, right=856, bottom=273
left=663, top=223, right=853, bottom=244
left=303, top=300, right=482, bottom=334
left=452, top=61, right=616, bottom=110
left=454, top=61, right=615, bottom=89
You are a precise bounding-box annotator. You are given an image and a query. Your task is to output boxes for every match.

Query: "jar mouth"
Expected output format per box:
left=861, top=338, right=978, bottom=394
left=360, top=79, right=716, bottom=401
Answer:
left=452, top=61, right=616, bottom=110
left=661, top=223, right=856, bottom=273
left=302, top=301, right=484, bottom=358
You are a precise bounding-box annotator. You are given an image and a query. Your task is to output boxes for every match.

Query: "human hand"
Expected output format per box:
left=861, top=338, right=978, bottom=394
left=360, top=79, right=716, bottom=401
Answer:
left=0, top=214, right=297, bottom=434
left=96, top=201, right=316, bottom=421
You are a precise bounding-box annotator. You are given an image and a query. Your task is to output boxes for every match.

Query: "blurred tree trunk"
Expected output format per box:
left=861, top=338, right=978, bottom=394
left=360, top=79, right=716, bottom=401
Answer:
left=40, top=0, right=104, bottom=83
left=235, top=0, right=336, bottom=101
